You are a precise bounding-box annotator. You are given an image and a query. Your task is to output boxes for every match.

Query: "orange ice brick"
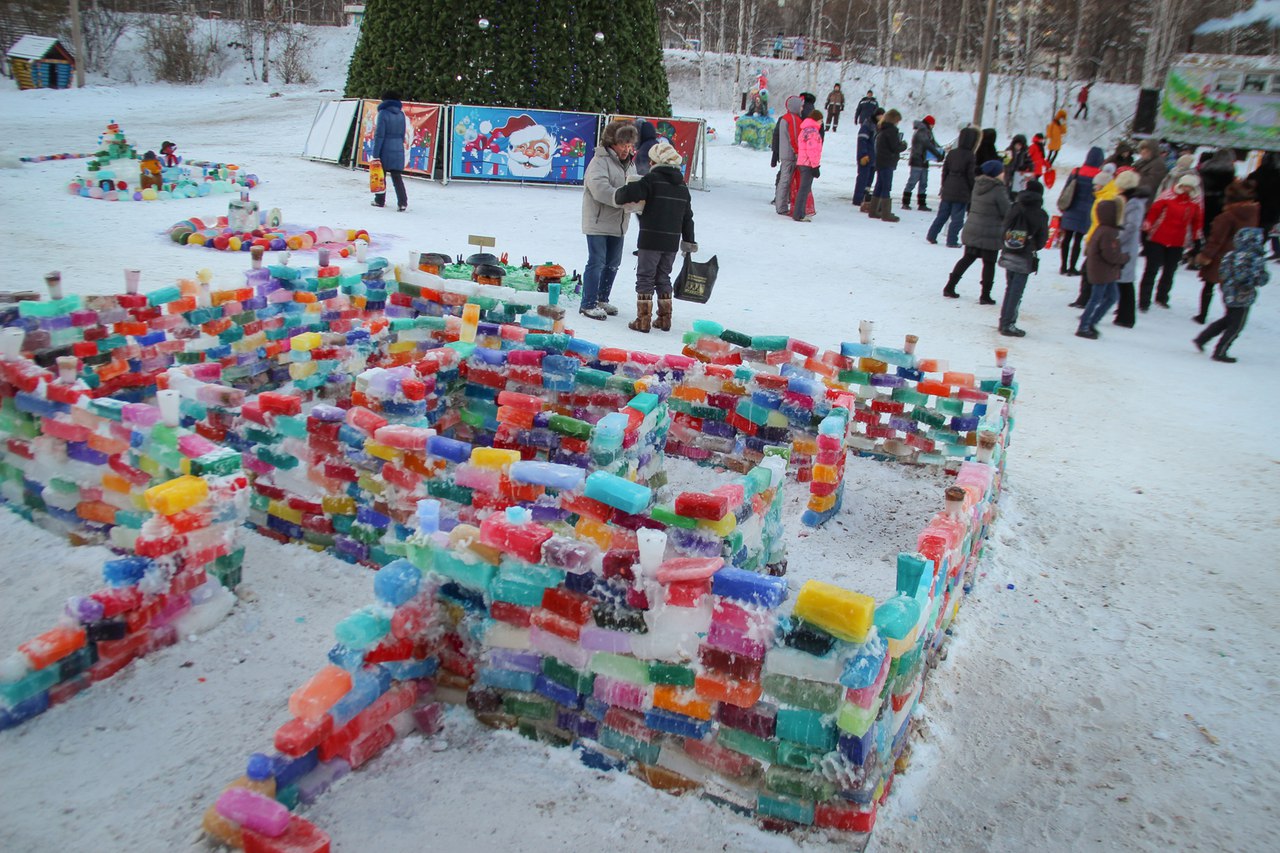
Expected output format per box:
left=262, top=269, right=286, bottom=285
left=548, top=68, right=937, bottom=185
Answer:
left=19, top=625, right=87, bottom=669
left=652, top=684, right=715, bottom=720
left=694, top=672, right=762, bottom=708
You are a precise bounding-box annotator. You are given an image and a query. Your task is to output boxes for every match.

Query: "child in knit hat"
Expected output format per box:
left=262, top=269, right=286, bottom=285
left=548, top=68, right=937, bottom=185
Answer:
left=614, top=141, right=696, bottom=333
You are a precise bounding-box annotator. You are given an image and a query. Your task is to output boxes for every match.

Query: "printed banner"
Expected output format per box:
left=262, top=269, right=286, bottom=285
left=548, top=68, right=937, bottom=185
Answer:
left=610, top=115, right=704, bottom=183
left=447, top=106, right=599, bottom=185
left=356, top=100, right=442, bottom=177
left=1156, top=61, right=1280, bottom=150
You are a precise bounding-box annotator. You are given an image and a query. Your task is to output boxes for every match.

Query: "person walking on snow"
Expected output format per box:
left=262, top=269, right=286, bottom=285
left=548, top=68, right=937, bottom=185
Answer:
left=1075, top=82, right=1092, bottom=120
left=1194, top=225, right=1269, bottom=363
left=927, top=125, right=979, bottom=248
left=854, top=91, right=880, bottom=126
left=996, top=180, right=1050, bottom=337
left=579, top=120, right=639, bottom=320
left=1112, top=175, right=1151, bottom=327
left=1193, top=179, right=1259, bottom=324
left=370, top=91, right=409, bottom=211
left=1139, top=175, right=1203, bottom=311
left=903, top=115, right=944, bottom=211
left=1067, top=162, right=1119, bottom=307
left=771, top=94, right=805, bottom=216
left=1045, top=110, right=1067, bottom=165
left=792, top=110, right=823, bottom=222
left=1133, top=139, right=1169, bottom=197
left=854, top=107, right=885, bottom=209
left=1004, top=134, right=1034, bottom=194
left=614, top=141, right=695, bottom=334
left=1075, top=198, right=1129, bottom=339
left=824, top=84, right=845, bottom=132
left=1057, top=146, right=1105, bottom=277
left=868, top=109, right=908, bottom=222
left=974, top=127, right=999, bottom=169
left=943, top=160, right=1010, bottom=303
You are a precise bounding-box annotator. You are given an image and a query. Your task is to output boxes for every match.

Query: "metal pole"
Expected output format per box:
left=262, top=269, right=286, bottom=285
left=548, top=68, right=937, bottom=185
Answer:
left=973, top=0, right=998, bottom=126
left=70, top=0, right=86, bottom=88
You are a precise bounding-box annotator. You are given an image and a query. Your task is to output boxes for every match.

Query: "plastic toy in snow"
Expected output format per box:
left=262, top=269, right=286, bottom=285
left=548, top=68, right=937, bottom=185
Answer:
left=167, top=217, right=370, bottom=255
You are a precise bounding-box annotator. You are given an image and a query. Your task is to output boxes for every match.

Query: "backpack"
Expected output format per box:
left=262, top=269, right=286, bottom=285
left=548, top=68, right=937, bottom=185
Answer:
left=1003, top=204, right=1032, bottom=251
left=1056, top=174, right=1077, bottom=212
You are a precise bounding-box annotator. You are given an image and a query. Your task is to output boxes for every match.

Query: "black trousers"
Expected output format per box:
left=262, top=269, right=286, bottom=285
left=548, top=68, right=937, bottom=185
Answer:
left=949, top=247, right=998, bottom=292
left=1139, top=243, right=1183, bottom=309
left=1059, top=229, right=1084, bottom=272
left=1196, top=305, right=1249, bottom=356
left=1114, top=282, right=1136, bottom=326
left=374, top=169, right=407, bottom=209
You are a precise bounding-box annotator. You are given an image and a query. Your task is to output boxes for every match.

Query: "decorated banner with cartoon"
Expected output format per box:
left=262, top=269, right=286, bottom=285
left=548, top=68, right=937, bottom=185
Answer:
left=356, top=100, right=442, bottom=177
left=447, top=106, right=599, bottom=185
left=609, top=115, right=704, bottom=184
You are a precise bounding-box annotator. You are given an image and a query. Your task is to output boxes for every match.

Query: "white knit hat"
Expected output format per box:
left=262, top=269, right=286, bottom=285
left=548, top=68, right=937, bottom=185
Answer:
left=649, top=140, right=683, bottom=167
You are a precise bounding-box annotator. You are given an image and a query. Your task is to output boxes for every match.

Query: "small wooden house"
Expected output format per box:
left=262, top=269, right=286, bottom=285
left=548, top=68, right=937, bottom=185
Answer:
left=6, top=35, right=75, bottom=90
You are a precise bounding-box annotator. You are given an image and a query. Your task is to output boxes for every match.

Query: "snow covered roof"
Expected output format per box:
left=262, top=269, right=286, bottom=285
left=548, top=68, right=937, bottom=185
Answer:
left=1170, top=52, right=1280, bottom=72
left=6, top=35, right=71, bottom=61
left=1195, top=0, right=1280, bottom=35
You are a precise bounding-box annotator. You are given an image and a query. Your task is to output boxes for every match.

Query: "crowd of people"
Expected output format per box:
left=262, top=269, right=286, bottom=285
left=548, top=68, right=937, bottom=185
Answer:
left=764, top=86, right=1275, bottom=358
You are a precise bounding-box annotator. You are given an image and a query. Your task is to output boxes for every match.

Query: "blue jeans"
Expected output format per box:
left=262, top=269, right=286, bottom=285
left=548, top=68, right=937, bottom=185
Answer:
left=1001, top=271, right=1028, bottom=328
left=1078, top=281, right=1118, bottom=331
left=853, top=163, right=875, bottom=204
left=927, top=200, right=966, bottom=244
left=582, top=234, right=623, bottom=309
left=903, top=165, right=929, bottom=196
left=872, top=167, right=895, bottom=199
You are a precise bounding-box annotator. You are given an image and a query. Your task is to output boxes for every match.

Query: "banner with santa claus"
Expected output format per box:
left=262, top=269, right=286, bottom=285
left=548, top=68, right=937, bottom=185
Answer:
left=446, top=106, right=601, bottom=186
left=355, top=99, right=442, bottom=178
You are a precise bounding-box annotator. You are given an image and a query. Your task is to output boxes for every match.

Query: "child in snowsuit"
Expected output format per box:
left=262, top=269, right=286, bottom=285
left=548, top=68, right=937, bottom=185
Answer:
left=1045, top=110, right=1067, bottom=165
left=614, top=141, right=695, bottom=333
left=139, top=151, right=163, bottom=190
left=1076, top=198, right=1129, bottom=339
left=1193, top=226, right=1269, bottom=362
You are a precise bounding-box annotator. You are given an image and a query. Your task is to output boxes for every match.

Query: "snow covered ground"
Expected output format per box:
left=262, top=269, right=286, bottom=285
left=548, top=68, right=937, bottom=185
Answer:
left=1, top=40, right=1278, bottom=853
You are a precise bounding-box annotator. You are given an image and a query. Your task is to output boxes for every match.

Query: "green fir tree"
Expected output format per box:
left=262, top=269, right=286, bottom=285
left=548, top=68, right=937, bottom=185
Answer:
left=344, top=0, right=670, bottom=116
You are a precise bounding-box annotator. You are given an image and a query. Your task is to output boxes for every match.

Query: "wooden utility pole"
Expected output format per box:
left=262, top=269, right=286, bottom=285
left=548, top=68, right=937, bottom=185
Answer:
left=973, top=0, right=998, bottom=125
left=70, top=0, right=86, bottom=87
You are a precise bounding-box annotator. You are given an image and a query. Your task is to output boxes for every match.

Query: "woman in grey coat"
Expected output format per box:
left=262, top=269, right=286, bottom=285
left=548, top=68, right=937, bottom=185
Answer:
left=943, top=160, right=1011, bottom=304
left=579, top=120, right=639, bottom=320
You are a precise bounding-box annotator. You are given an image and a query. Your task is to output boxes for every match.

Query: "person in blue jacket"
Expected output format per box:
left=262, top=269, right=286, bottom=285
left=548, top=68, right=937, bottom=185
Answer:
left=1057, top=146, right=1105, bottom=275
left=853, top=107, right=884, bottom=208
left=371, top=91, right=408, bottom=211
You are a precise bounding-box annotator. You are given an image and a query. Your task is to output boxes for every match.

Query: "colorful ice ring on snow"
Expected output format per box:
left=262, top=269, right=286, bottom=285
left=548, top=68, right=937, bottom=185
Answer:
left=67, top=173, right=258, bottom=202
left=22, top=152, right=96, bottom=162
left=166, top=217, right=371, bottom=255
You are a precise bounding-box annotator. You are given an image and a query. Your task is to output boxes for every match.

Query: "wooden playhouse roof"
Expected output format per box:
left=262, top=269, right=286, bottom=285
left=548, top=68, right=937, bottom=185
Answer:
left=7, top=35, right=73, bottom=62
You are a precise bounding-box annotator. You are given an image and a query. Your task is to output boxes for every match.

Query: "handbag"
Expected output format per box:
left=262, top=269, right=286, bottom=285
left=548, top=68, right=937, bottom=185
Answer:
left=1056, top=174, right=1076, bottom=212
left=674, top=254, right=719, bottom=303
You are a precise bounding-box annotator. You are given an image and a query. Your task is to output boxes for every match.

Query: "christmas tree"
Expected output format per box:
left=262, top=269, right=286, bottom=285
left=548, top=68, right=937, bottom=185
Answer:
left=344, top=0, right=670, bottom=116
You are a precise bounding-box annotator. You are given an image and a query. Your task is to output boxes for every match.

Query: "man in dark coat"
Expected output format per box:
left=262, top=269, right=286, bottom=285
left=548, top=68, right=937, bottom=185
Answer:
left=927, top=126, right=979, bottom=247
left=903, top=115, right=944, bottom=211
left=1246, top=151, right=1280, bottom=260
left=853, top=107, right=885, bottom=209
left=634, top=119, right=660, bottom=176
left=823, top=84, right=845, bottom=132
left=371, top=91, right=408, bottom=211
left=853, top=90, right=879, bottom=125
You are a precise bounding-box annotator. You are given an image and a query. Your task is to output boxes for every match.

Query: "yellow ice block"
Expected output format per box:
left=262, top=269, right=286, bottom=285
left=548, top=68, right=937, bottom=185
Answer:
left=575, top=517, right=614, bottom=551
left=806, top=493, right=837, bottom=512
left=697, top=513, right=736, bottom=537
left=290, top=331, right=322, bottom=351
left=144, top=475, right=208, bottom=516
left=322, top=495, right=356, bottom=515
left=793, top=580, right=875, bottom=643
left=364, top=441, right=400, bottom=462
left=470, top=447, right=521, bottom=469
left=289, top=361, right=318, bottom=380
left=268, top=500, right=303, bottom=525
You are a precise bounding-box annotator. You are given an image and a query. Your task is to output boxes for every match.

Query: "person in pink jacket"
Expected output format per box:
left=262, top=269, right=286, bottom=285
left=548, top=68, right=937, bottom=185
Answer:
left=792, top=110, right=823, bottom=222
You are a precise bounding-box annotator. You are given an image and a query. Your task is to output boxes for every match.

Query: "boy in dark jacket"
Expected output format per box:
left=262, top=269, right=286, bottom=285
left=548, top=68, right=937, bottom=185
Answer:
left=854, top=107, right=885, bottom=209
left=997, top=181, right=1051, bottom=337
left=869, top=109, right=908, bottom=222
left=614, top=141, right=695, bottom=333
left=1076, top=199, right=1129, bottom=339
left=927, top=126, right=979, bottom=247
left=1194, top=226, right=1269, bottom=362
left=903, top=116, right=944, bottom=211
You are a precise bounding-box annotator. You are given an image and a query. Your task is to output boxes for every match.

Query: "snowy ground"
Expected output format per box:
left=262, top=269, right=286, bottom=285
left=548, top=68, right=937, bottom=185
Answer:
left=1, top=47, right=1278, bottom=853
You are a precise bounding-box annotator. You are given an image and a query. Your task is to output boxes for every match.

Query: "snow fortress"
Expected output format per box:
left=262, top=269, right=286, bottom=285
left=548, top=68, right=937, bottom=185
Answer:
left=0, top=251, right=1016, bottom=849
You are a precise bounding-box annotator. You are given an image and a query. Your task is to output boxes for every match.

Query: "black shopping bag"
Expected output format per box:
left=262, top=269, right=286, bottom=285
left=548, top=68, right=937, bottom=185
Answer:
left=673, top=254, right=718, bottom=304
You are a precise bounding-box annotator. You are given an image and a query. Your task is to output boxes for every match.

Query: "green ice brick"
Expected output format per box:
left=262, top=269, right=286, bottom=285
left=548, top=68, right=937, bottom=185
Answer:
left=190, top=451, right=241, bottom=477
left=627, top=392, right=659, bottom=415
left=719, top=329, right=752, bottom=347
left=691, top=319, right=724, bottom=336
left=716, top=726, right=777, bottom=763
left=542, top=657, right=596, bottom=694
left=750, top=335, right=788, bottom=351
left=756, top=792, right=815, bottom=825
left=647, top=661, right=695, bottom=687
left=688, top=404, right=725, bottom=421
left=776, top=707, right=837, bottom=750
left=48, top=477, right=79, bottom=495
left=426, top=480, right=473, bottom=505
left=605, top=374, right=635, bottom=392
left=149, top=447, right=184, bottom=473
left=836, top=700, right=879, bottom=737
left=249, top=492, right=270, bottom=512
left=113, top=510, right=148, bottom=529
left=275, top=785, right=300, bottom=811
left=764, top=766, right=835, bottom=805
left=303, top=530, right=335, bottom=549
left=745, top=466, right=773, bottom=496
left=334, top=607, right=391, bottom=649
left=735, top=399, right=769, bottom=426
left=149, top=424, right=180, bottom=450
left=600, top=727, right=661, bottom=764
left=0, top=665, right=59, bottom=707
left=937, top=398, right=964, bottom=415
left=589, top=652, right=649, bottom=684
left=415, top=315, right=447, bottom=330
left=434, top=550, right=497, bottom=590
left=837, top=370, right=870, bottom=385
left=575, top=367, right=610, bottom=387
left=775, top=740, right=826, bottom=772
left=911, top=409, right=947, bottom=428
left=503, top=692, right=556, bottom=720
left=489, top=575, right=547, bottom=607
left=892, top=387, right=929, bottom=406
left=764, top=674, right=842, bottom=713
left=681, top=331, right=701, bottom=345
left=208, top=562, right=242, bottom=590
left=650, top=505, right=698, bottom=529
left=179, top=399, right=207, bottom=421
left=498, top=560, right=564, bottom=589
left=548, top=414, right=592, bottom=440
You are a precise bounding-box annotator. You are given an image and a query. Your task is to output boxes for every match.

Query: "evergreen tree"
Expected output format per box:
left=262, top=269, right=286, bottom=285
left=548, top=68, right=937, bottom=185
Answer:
left=344, top=0, right=670, bottom=115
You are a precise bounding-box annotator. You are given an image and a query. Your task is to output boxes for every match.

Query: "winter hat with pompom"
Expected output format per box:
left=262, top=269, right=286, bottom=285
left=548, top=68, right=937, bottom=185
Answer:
left=1113, top=169, right=1140, bottom=192
left=1176, top=174, right=1199, bottom=192
left=923, top=115, right=936, bottom=126
left=980, top=160, right=1004, bottom=177
left=649, top=140, right=683, bottom=167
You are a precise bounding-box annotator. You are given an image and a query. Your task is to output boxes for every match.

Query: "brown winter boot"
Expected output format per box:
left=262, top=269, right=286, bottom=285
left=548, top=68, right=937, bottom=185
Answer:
left=655, top=296, right=673, bottom=331
left=867, top=197, right=883, bottom=219
left=628, top=295, right=652, bottom=333
left=859, top=198, right=874, bottom=213
left=880, top=197, right=901, bottom=223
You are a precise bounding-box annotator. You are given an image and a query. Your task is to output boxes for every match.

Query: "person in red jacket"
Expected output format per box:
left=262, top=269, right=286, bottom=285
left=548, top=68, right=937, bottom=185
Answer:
left=1139, top=175, right=1204, bottom=311
left=1028, top=133, right=1049, bottom=180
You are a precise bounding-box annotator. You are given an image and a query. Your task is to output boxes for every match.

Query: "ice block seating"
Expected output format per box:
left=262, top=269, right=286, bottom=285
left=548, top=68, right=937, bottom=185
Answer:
left=0, top=249, right=1017, bottom=848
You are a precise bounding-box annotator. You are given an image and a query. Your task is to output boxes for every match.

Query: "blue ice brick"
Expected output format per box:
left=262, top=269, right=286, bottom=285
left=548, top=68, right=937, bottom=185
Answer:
left=711, top=567, right=788, bottom=608
left=508, top=460, right=586, bottom=491
left=328, top=643, right=366, bottom=670
left=574, top=740, right=627, bottom=773
left=382, top=657, right=439, bottom=681
left=0, top=691, right=50, bottom=731
left=270, top=749, right=319, bottom=789
left=564, top=338, right=599, bottom=360
left=950, top=415, right=980, bottom=432
left=583, top=471, right=652, bottom=515
left=644, top=707, right=712, bottom=740
left=478, top=667, right=537, bottom=692
left=357, top=506, right=391, bottom=528
left=328, top=666, right=391, bottom=727
left=427, top=434, right=471, bottom=463
left=103, top=556, right=151, bottom=587
left=584, top=696, right=609, bottom=722
left=839, top=636, right=887, bottom=690
left=557, top=710, right=599, bottom=740
left=373, top=558, right=421, bottom=607
left=534, top=674, right=583, bottom=709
